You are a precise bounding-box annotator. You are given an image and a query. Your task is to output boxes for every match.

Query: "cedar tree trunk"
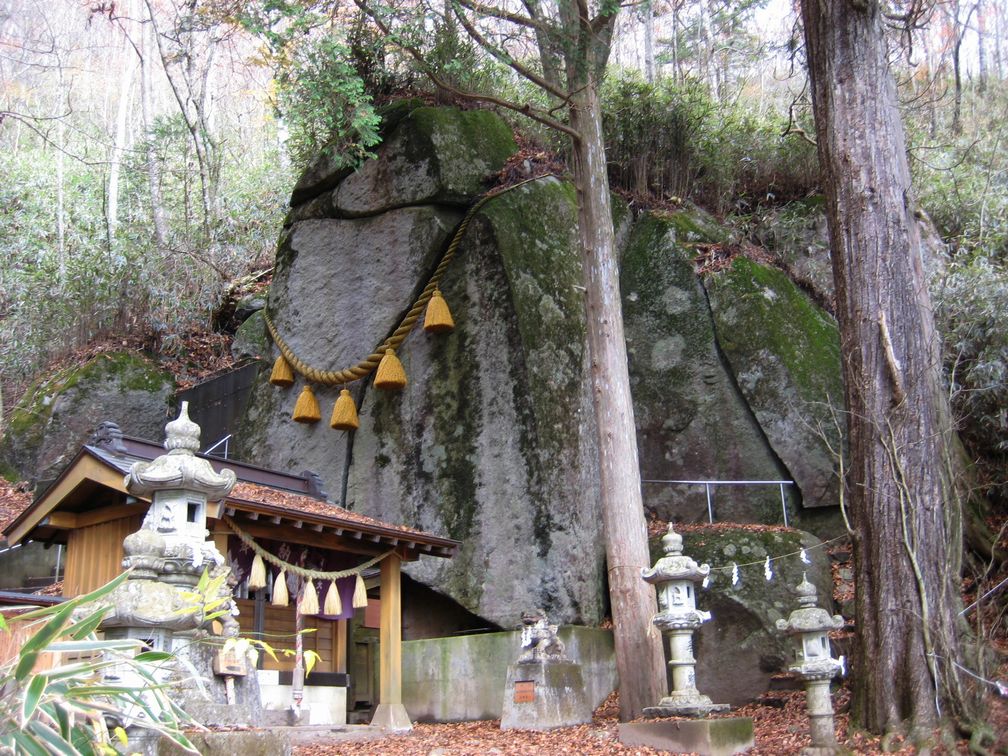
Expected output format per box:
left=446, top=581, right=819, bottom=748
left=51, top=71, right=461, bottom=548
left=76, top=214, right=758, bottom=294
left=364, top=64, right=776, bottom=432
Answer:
left=801, top=0, right=981, bottom=737
left=568, top=81, right=667, bottom=720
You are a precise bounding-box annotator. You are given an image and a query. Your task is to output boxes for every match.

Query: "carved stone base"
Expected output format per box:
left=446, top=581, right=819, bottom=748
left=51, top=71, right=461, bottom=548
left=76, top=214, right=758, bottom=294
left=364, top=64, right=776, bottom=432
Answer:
left=370, top=702, right=412, bottom=731
left=620, top=717, right=754, bottom=756
left=644, top=690, right=729, bottom=718
left=500, top=660, right=592, bottom=731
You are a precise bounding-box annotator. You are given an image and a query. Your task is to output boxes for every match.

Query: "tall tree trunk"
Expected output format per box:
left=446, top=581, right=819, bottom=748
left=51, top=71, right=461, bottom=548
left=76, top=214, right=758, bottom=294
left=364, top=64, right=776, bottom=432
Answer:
left=977, top=0, right=988, bottom=93
left=107, top=49, right=135, bottom=250
left=567, top=81, right=666, bottom=721
left=140, top=8, right=170, bottom=254
left=55, top=69, right=66, bottom=286
left=801, top=0, right=982, bottom=737
left=644, top=0, right=656, bottom=83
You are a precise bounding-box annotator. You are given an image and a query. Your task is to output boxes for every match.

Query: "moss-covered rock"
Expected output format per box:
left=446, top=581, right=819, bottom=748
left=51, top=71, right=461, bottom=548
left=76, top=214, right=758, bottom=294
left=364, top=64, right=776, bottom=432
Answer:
left=347, top=177, right=605, bottom=627
left=288, top=98, right=427, bottom=207
left=649, top=525, right=834, bottom=706
left=621, top=212, right=793, bottom=525
left=332, top=106, right=518, bottom=216
left=704, top=258, right=844, bottom=511
left=0, top=352, right=174, bottom=486
left=231, top=310, right=270, bottom=363
left=751, top=198, right=835, bottom=307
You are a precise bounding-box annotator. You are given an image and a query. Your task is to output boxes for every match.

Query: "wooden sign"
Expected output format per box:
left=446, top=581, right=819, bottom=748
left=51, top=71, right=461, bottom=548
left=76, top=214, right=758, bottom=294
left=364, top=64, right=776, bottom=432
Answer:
left=513, top=680, right=535, bottom=703
left=213, top=648, right=247, bottom=677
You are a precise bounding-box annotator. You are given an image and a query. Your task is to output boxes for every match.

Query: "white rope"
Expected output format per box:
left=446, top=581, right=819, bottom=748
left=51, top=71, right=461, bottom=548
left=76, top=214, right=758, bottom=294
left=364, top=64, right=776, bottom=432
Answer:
left=700, top=534, right=849, bottom=576
left=959, top=574, right=1008, bottom=616
left=224, top=515, right=393, bottom=581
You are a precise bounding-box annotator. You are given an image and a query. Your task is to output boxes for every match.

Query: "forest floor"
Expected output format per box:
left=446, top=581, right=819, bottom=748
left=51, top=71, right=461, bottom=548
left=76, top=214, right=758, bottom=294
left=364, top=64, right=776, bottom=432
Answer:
left=291, top=686, right=1008, bottom=755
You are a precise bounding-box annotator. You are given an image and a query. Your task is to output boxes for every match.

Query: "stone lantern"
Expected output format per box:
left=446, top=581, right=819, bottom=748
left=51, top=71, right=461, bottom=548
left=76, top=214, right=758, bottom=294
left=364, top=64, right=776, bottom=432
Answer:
left=641, top=524, right=727, bottom=717
left=120, top=401, right=237, bottom=590
left=97, top=403, right=259, bottom=731
left=776, top=574, right=845, bottom=755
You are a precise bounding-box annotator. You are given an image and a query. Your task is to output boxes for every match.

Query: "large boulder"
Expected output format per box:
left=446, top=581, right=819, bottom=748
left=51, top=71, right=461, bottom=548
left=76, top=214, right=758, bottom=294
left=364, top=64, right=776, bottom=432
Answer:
left=622, top=212, right=793, bottom=525
left=348, top=178, right=603, bottom=625
left=0, top=352, right=174, bottom=486
left=704, top=258, right=845, bottom=513
left=237, top=106, right=604, bottom=626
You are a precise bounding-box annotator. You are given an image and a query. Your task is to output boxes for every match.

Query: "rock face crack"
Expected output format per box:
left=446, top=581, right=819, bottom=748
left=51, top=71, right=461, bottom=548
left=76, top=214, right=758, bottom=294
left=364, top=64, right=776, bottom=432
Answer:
left=697, top=274, right=800, bottom=512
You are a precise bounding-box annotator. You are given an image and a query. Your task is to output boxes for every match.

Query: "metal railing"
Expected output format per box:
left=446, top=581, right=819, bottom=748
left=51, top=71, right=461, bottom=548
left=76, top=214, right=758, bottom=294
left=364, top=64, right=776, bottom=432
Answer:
left=642, top=479, right=796, bottom=526
left=203, top=434, right=232, bottom=459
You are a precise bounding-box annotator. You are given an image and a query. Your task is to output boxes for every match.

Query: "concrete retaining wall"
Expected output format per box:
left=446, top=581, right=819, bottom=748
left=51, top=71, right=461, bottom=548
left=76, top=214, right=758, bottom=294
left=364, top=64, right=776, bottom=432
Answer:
left=402, top=626, right=616, bottom=723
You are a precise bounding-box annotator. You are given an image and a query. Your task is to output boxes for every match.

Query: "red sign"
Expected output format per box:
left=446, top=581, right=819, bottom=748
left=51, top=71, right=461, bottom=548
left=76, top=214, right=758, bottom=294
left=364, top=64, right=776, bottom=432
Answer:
left=513, top=680, right=535, bottom=703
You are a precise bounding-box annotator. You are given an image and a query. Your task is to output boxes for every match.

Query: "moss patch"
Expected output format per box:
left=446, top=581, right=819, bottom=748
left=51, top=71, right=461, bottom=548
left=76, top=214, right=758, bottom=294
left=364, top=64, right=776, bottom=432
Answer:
left=707, top=257, right=841, bottom=407
left=405, top=107, right=518, bottom=199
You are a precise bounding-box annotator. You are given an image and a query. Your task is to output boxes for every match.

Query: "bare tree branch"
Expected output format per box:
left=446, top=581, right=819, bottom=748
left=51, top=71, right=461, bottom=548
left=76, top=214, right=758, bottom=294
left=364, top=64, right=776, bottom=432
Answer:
left=450, top=0, right=573, bottom=102
left=355, top=0, right=579, bottom=138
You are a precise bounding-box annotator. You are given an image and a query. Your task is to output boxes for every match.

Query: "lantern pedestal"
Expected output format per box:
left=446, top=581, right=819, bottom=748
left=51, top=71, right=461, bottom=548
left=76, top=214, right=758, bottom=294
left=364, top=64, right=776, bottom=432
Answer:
left=620, top=718, right=754, bottom=756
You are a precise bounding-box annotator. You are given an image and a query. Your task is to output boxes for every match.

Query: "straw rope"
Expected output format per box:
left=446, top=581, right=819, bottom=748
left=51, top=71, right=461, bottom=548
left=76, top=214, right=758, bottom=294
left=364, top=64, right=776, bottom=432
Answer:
left=263, top=175, right=552, bottom=386
left=224, top=515, right=393, bottom=580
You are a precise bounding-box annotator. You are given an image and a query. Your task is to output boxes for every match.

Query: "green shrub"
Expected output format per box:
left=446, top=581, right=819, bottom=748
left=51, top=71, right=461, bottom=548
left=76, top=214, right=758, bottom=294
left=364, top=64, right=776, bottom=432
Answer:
left=599, top=70, right=819, bottom=212
left=933, top=257, right=1008, bottom=504
left=0, top=572, right=197, bottom=754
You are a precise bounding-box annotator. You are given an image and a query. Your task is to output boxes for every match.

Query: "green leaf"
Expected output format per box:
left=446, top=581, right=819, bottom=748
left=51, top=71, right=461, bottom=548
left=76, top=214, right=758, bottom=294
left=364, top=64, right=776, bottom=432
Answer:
left=15, top=649, right=40, bottom=681
left=19, top=601, right=77, bottom=661
left=47, top=639, right=138, bottom=653
left=54, top=701, right=72, bottom=740
left=11, top=728, right=49, bottom=756
left=22, top=673, right=48, bottom=724
left=132, top=650, right=174, bottom=663
left=68, top=607, right=111, bottom=640
left=27, top=719, right=80, bottom=755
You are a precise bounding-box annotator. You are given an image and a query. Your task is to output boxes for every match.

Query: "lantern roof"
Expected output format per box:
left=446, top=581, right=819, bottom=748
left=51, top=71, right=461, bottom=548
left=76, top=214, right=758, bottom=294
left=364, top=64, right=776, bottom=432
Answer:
left=125, top=402, right=237, bottom=501
left=641, top=523, right=710, bottom=585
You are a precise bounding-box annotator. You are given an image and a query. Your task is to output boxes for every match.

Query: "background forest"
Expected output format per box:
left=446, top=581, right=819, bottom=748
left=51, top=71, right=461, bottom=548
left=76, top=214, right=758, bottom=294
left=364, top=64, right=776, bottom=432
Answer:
left=1, top=0, right=1006, bottom=504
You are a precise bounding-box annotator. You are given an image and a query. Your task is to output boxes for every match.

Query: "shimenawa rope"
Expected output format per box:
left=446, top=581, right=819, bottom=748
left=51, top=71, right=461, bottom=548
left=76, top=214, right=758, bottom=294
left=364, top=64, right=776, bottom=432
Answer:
left=224, top=515, right=393, bottom=580
left=263, top=175, right=552, bottom=386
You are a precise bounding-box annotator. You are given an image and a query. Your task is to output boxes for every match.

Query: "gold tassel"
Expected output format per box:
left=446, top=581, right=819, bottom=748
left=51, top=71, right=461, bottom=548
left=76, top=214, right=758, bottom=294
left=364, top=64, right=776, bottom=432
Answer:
left=330, top=388, right=360, bottom=431
left=269, top=355, right=295, bottom=387
left=300, top=579, right=319, bottom=616
left=271, top=570, right=288, bottom=607
left=374, top=348, right=407, bottom=390
left=324, top=581, right=343, bottom=615
left=292, top=385, right=321, bottom=423
left=248, top=554, right=267, bottom=591
left=352, top=573, right=368, bottom=608
left=424, top=289, right=454, bottom=333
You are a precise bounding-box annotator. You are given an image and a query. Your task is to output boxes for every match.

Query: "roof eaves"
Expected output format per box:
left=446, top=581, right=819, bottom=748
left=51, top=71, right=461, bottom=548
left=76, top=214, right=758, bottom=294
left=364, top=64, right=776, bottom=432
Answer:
left=222, top=496, right=460, bottom=557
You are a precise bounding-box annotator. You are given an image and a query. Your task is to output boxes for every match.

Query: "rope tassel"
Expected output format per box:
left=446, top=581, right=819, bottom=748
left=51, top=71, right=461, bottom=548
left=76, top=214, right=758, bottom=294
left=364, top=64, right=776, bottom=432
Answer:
left=330, top=388, right=359, bottom=431
left=324, top=581, right=343, bottom=615
left=292, top=385, right=321, bottom=423
left=353, top=573, right=368, bottom=608
left=248, top=554, right=267, bottom=591
left=270, top=355, right=295, bottom=387
left=300, top=578, right=319, bottom=616
left=374, top=348, right=407, bottom=390
left=272, top=570, right=289, bottom=607
left=424, top=289, right=454, bottom=333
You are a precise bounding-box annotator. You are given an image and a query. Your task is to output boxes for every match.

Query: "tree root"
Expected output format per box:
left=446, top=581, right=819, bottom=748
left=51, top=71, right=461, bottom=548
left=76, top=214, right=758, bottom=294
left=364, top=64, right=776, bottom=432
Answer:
left=961, top=720, right=995, bottom=755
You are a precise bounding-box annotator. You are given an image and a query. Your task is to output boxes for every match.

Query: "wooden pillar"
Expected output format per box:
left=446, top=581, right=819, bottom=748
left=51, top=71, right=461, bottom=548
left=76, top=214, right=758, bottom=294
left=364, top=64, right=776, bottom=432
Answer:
left=335, top=619, right=348, bottom=674
left=370, top=553, right=411, bottom=730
